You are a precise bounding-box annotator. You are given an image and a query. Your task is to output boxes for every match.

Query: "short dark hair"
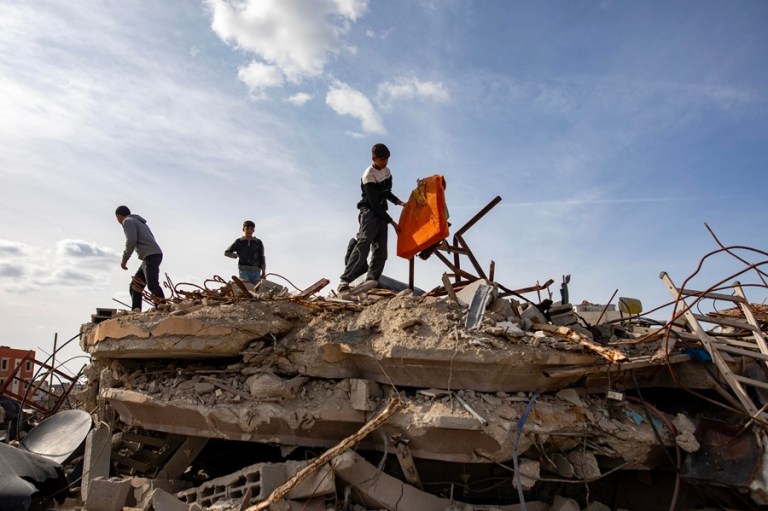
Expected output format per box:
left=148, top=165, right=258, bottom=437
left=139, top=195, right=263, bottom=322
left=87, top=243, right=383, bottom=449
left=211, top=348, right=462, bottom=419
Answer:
left=243, top=220, right=255, bottom=229
left=115, top=205, right=131, bottom=217
left=371, top=143, right=390, bottom=159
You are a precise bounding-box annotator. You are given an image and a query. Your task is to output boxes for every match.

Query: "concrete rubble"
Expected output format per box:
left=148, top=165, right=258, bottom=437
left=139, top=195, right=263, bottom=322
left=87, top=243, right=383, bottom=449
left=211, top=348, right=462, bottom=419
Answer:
left=3, top=220, right=768, bottom=510
left=58, top=252, right=768, bottom=510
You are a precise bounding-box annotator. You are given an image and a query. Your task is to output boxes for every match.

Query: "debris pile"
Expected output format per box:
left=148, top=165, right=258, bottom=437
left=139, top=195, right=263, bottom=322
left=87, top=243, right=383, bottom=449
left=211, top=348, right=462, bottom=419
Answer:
left=3, top=205, right=768, bottom=511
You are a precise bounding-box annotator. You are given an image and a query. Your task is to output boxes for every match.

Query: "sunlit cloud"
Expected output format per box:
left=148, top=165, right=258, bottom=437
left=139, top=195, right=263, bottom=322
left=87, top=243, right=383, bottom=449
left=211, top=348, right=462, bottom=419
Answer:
left=377, top=77, right=450, bottom=109
left=286, top=92, right=314, bottom=106
left=206, top=0, right=368, bottom=86
left=326, top=81, right=384, bottom=135
left=238, top=61, right=285, bottom=97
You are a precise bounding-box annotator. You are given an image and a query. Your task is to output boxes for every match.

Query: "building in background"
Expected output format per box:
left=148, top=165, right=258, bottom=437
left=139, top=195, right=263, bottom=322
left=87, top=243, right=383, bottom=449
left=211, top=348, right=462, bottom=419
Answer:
left=0, top=346, right=36, bottom=398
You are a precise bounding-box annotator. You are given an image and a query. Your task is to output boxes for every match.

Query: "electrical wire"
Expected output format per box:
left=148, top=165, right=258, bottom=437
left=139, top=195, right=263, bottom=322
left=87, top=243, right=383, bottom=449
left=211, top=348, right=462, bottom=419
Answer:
left=513, top=393, right=538, bottom=510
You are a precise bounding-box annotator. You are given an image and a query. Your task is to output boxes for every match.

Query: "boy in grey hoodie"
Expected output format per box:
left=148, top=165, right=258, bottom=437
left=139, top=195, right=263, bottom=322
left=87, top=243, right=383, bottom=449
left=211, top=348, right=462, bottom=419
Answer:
left=115, top=205, right=164, bottom=311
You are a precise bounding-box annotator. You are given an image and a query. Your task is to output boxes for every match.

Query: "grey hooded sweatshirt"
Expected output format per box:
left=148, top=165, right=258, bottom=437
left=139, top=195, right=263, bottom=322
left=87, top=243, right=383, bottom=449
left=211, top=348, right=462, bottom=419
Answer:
left=121, top=214, right=162, bottom=265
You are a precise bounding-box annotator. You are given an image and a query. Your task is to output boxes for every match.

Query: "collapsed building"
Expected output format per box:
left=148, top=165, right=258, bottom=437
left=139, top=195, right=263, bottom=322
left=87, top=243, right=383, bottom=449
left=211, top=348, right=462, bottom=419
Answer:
left=4, top=197, right=768, bottom=511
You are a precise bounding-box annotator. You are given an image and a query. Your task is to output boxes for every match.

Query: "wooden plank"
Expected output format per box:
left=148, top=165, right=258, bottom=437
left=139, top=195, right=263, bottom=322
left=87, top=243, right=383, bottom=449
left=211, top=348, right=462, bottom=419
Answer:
left=660, top=272, right=760, bottom=418
left=712, top=338, right=766, bottom=350
left=545, top=353, right=691, bottom=378
left=733, top=375, right=768, bottom=392
left=734, top=282, right=768, bottom=372
left=712, top=343, right=768, bottom=362
left=294, top=278, right=329, bottom=300
left=692, top=313, right=759, bottom=332
left=676, top=288, right=746, bottom=303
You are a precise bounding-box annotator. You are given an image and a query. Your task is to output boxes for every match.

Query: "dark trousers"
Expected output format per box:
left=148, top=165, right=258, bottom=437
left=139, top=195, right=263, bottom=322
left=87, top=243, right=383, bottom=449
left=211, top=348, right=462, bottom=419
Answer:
left=130, top=253, right=164, bottom=310
left=340, top=208, right=388, bottom=283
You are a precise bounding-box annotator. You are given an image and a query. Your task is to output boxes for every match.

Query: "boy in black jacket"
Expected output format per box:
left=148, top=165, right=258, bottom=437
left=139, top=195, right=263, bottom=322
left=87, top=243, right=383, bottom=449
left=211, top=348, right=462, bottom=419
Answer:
left=225, top=220, right=266, bottom=284
left=338, top=143, right=404, bottom=293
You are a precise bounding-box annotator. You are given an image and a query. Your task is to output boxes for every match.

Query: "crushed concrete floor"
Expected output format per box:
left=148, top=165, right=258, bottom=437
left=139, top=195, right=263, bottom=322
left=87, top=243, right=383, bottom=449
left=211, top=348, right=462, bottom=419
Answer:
left=4, top=249, right=768, bottom=511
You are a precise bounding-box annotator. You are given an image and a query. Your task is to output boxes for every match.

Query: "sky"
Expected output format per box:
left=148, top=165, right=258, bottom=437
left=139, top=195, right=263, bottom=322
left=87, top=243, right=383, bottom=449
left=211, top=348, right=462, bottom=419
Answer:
left=1, top=0, right=767, bottom=376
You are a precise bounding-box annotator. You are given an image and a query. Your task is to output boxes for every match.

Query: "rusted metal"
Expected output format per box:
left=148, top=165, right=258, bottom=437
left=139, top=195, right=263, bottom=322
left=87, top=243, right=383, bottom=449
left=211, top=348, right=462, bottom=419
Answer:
left=433, top=250, right=478, bottom=281
left=231, top=275, right=252, bottom=296
left=454, top=233, right=487, bottom=280
left=454, top=195, right=502, bottom=237
left=0, top=351, right=85, bottom=418
left=495, top=281, right=551, bottom=304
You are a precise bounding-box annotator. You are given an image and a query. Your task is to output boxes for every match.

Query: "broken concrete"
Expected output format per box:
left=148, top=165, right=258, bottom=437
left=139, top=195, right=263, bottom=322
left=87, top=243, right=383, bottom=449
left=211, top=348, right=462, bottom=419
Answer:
left=81, top=301, right=302, bottom=359
left=66, top=244, right=768, bottom=510
left=81, top=422, right=112, bottom=502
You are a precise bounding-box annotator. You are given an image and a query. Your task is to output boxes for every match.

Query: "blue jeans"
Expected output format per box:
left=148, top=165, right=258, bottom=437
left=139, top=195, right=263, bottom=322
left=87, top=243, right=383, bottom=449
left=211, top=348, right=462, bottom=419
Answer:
left=239, top=268, right=261, bottom=284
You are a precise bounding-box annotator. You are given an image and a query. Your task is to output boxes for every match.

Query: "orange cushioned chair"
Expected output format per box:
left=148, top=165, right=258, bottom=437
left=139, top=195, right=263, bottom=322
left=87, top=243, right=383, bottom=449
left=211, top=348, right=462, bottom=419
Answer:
left=397, top=174, right=449, bottom=259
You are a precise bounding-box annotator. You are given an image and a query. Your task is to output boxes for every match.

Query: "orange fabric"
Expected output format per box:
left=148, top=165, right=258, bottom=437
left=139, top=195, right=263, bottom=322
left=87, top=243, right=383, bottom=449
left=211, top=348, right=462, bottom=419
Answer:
left=397, top=175, right=449, bottom=259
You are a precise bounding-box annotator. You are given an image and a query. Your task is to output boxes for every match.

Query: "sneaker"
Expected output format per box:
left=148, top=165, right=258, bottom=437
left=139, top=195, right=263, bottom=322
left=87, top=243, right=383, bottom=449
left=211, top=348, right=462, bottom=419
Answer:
left=351, top=280, right=378, bottom=295
left=337, top=281, right=350, bottom=293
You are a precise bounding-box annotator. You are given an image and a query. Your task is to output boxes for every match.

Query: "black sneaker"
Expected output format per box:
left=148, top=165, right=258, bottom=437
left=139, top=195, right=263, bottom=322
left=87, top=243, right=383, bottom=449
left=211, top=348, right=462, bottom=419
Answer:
left=337, top=282, right=350, bottom=293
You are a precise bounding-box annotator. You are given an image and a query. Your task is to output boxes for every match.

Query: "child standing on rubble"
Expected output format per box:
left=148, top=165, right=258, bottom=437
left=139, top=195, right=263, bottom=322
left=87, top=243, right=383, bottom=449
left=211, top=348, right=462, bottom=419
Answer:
left=337, top=143, right=405, bottom=293
left=225, top=220, right=266, bottom=284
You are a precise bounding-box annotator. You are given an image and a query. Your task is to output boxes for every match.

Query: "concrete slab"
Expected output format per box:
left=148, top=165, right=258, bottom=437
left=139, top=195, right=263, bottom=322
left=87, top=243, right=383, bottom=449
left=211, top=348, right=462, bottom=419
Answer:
left=332, top=451, right=550, bottom=511
left=150, top=488, right=191, bottom=511
left=81, top=422, right=112, bottom=502
left=80, top=301, right=304, bottom=359
left=86, top=477, right=132, bottom=511
left=303, top=340, right=595, bottom=392
left=102, top=383, right=672, bottom=466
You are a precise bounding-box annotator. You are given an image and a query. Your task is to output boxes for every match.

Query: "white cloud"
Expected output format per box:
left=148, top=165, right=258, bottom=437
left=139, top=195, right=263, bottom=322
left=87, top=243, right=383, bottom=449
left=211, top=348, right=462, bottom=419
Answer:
left=56, top=239, right=118, bottom=261
left=365, top=28, right=392, bottom=40
left=206, top=0, right=367, bottom=86
left=286, top=92, right=314, bottom=106
left=377, top=77, right=450, bottom=108
left=326, top=81, right=385, bottom=135
left=238, top=61, right=285, bottom=97
left=0, top=239, right=28, bottom=256
left=331, top=0, right=368, bottom=19
left=0, top=239, right=117, bottom=293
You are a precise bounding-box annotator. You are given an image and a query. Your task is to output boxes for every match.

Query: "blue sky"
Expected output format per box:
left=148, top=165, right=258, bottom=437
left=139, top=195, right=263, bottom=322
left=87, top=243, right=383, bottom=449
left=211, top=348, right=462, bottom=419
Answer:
left=1, top=1, right=766, bottom=374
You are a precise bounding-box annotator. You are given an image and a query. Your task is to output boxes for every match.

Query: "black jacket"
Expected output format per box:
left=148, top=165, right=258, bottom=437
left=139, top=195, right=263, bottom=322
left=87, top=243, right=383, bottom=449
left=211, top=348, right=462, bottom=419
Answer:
left=224, top=237, right=265, bottom=269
